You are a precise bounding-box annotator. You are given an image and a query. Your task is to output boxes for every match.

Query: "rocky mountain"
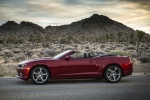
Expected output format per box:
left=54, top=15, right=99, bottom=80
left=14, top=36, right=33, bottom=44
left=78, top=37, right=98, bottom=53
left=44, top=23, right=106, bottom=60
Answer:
left=45, top=14, right=135, bottom=35
left=0, top=21, right=20, bottom=34
left=0, top=21, right=45, bottom=35
left=0, top=14, right=135, bottom=35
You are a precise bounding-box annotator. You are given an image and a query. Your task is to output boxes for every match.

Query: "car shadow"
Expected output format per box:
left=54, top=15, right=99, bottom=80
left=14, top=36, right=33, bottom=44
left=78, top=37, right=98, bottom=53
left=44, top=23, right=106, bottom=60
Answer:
left=16, top=78, right=131, bottom=85
left=47, top=78, right=106, bottom=84
left=47, top=78, right=132, bottom=84
left=16, top=79, right=34, bottom=85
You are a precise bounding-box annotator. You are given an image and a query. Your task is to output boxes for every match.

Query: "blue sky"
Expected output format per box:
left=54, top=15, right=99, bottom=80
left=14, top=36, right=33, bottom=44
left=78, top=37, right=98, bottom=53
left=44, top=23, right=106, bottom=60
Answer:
left=0, top=0, right=149, bottom=33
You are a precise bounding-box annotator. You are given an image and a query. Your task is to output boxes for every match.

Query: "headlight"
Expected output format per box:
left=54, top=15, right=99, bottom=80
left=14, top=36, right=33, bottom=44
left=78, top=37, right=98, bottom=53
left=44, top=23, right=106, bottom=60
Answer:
left=18, top=63, right=26, bottom=68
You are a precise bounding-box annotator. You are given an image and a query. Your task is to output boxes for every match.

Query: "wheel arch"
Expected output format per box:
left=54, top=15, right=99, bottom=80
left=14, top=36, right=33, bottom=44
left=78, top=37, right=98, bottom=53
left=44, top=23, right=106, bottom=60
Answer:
left=103, top=63, right=124, bottom=78
left=29, top=64, right=51, bottom=79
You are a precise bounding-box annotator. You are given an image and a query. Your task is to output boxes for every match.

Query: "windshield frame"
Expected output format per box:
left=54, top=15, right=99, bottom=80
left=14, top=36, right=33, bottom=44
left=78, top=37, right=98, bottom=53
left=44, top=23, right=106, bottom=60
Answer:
left=52, top=50, right=73, bottom=59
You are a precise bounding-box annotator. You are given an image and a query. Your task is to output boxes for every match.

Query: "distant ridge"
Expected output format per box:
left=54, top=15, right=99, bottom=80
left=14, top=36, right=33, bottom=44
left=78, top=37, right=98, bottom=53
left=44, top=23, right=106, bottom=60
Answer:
left=0, top=21, right=45, bottom=35
left=0, top=14, right=135, bottom=35
left=45, top=14, right=135, bottom=35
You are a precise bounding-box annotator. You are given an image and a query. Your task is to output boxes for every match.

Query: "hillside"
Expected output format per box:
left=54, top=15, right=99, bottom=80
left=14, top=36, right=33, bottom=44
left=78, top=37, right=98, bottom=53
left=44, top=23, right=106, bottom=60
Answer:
left=45, top=14, right=135, bottom=35
left=0, top=14, right=135, bottom=35
left=0, top=21, right=45, bottom=35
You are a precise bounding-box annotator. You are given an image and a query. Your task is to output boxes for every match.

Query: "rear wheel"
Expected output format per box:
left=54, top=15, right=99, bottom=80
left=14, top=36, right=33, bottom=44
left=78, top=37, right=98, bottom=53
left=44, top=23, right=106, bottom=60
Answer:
left=104, top=65, right=122, bottom=83
left=30, top=66, right=50, bottom=85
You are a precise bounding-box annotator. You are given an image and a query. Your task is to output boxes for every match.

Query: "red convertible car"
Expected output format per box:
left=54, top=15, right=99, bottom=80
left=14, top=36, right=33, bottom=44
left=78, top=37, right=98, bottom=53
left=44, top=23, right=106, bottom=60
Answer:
left=17, top=50, right=133, bottom=84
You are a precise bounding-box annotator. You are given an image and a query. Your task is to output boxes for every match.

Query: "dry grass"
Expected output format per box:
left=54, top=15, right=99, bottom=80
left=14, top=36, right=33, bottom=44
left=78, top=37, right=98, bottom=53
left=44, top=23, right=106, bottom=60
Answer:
left=0, top=62, right=17, bottom=77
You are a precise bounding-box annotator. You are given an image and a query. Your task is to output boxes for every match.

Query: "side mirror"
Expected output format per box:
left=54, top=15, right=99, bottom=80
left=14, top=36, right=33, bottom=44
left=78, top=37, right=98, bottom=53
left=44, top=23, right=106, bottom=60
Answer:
left=65, top=55, right=71, bottom=61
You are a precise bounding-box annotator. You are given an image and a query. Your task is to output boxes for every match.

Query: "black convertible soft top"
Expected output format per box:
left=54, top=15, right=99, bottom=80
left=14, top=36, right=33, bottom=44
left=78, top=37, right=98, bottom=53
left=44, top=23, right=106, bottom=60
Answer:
left=94, top=54, right=116, bottom=58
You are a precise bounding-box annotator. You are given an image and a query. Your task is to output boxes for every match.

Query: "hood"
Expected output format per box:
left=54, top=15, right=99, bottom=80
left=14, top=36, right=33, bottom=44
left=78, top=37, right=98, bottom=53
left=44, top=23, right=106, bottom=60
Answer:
left=18, top=57, right=52, bottom=65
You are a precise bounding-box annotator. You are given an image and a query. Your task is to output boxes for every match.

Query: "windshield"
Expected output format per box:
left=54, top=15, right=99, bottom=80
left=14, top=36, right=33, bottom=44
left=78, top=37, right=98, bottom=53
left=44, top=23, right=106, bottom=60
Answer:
left=53, top=50, right=72, bottom=59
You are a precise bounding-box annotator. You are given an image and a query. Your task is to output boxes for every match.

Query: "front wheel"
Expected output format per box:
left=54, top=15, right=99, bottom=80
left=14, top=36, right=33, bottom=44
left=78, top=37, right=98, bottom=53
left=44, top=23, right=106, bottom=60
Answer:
left=30, top=66, right=50, bottom=85
left=104, top=65, right=122, bottom=83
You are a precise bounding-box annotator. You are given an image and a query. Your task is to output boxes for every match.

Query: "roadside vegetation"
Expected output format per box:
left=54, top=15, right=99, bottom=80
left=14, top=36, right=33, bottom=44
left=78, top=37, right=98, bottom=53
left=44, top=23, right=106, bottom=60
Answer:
left=0, top=30, right=150, bottom=77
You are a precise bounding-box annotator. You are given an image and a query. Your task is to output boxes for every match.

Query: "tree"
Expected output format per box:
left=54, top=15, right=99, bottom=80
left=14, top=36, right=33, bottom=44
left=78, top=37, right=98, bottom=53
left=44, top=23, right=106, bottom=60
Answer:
left=129, top=33, right=135, bottom=44
left=143, top=33, right=150, bottom=46
left=136, top=30, right=145, bottom=52
left=43, top=33, right=51, bottom=47
left=117, top=32, right=122, bottom=43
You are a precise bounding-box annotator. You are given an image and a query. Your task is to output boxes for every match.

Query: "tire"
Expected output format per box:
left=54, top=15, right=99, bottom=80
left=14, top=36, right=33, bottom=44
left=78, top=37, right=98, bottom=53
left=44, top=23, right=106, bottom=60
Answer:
left=30, top=66, right=50, bottom=85
left=104, top=65, right=122, bottom=83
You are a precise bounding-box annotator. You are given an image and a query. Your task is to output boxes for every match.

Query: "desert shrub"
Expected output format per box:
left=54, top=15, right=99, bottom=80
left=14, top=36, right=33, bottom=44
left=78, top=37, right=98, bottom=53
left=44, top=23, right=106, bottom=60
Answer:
left=42, top=43, right=49, bottom=47
left=16, top=39, right=24, bottom=44
left=104, top=49, right=110, bottom=53
left=0, top=39, right=3, bottom=44
left=0, top=52, right=5, bottom=56
left=131, top=53, right=138, bottom=58
left=127, top=46, right=136, bottom=50
left=60, top=38, right=69, bottom=44
left=13, top=49, right=21, bottom=53
left=145, top=47, right=149, bottom=50
left=101, top=44, right=106, bottom=48
left=106, top=47, right=114, bottom=50
left=42, top=53, right=49, bottom=57
left=139, top=47, right=144, bottom=51
left=73, top=44, right=78, bottom=48
left=42, top=49, right=58, bottom=57
left=111, top=46, right=116, bottom=50
left=37, top=53, right=42, bottom=58
left=95, top=51, right=105, bottom=55
left=85, top=46, right=89, bottom=49
left=115, top=44, right=122, bottom=47
left=139, top=56, right=149, bottom=63
left=12, top=55, right=25, bottom=62
left=4, top=60, right=9, bottom=63
left=109, top=50, right=130, bottom=56
left=64, top=47, right=74, bottom=50
left=5, top=52, right=14, bottom=58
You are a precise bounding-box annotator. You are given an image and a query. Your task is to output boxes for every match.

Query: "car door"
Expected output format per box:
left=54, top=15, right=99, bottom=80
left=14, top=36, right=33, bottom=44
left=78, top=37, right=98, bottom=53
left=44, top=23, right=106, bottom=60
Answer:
left=57, top=57, right=100, bottom=79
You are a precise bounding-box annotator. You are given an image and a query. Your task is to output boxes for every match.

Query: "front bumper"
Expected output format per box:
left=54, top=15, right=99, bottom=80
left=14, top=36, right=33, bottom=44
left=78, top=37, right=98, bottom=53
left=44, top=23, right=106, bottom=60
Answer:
left=16, top=67, right=30, bottom=80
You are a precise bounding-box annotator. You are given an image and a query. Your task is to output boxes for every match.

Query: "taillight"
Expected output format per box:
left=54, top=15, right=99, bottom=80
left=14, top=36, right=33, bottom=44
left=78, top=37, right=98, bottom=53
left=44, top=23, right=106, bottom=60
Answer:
left=128, top=56, right=132, bottom=63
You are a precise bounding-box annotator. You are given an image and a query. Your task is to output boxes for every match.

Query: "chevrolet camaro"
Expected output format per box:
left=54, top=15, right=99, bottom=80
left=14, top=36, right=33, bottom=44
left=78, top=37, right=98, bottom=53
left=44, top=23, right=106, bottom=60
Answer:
left=17, top=50, right=133, bottom=84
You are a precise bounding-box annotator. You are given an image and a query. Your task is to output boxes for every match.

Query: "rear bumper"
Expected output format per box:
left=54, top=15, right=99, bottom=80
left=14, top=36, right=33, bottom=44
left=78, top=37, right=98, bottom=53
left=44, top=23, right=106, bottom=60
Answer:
left=123, top=70, right=132, bottom=77
left=122, top=63, right=133, bottom=77
left=16, top=67, right=30, bottom=80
